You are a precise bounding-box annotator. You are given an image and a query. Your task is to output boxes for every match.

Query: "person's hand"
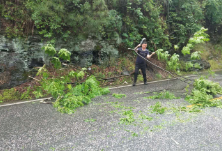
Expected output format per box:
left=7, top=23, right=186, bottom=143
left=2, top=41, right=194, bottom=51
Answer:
left=137, top=44, right=141, bottom=47
left=152, top=52, right=156, bottom=55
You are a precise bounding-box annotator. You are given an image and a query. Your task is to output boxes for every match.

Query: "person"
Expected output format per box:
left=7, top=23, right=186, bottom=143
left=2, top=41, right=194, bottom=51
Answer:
left=132, top=41, right=155, bottom=86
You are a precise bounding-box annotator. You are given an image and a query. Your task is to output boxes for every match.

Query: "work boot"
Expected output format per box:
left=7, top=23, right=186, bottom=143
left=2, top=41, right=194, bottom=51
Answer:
left=144, top=82, right=148, bottom=85
left=132, top=82, right=136, bottom=86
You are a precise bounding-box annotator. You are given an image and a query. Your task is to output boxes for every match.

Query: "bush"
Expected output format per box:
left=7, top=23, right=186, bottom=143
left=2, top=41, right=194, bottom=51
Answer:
left=186, top=77, right=222, bottom=107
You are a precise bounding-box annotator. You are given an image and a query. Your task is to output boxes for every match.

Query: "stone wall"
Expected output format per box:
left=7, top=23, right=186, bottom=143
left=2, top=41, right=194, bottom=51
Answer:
left=0, top=35, right=45, bottom=89
left=0, top=34, right=99, bottom=89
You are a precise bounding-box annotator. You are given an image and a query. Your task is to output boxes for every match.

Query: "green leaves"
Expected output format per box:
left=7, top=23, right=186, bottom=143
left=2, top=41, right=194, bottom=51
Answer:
left=156, top=49, right=180, bottom=72
left=119, top=110, right=135, bottom=125
left=150, top=102, right=167, bottom=114
left=174, top=45, right=179, bottom=50
left=189, top=27, right=210, bottom=44
left=44, top=44, right=56, bottom=56
left=43, top=44, right=71, bottom=69
left=156, top=49, right=170, bottom=61
left=191, top=51, right=201, bottom=60
left=51, top=57, right=61, bottom=69
left=112, top=93, right=126, bottom=99
left=145, top=90, right=180, bottom=99
left=182, top=46, right=191, bottom=55
left=194, top=63, right=201, bottom=69
left=167, top=53, right=180, bottom=71
left=37, top=72, right=111, bottom=114
left=76, top=71, right=85, bottom=80
left=204, top=0, right=222, bottom=31
left=185, top=62, right=193, bottom=71
left=182, top=27, right=209, bottom=56
left=186, top=77, right=222, bottom=107
left=58, top=49, right=71, bottom=61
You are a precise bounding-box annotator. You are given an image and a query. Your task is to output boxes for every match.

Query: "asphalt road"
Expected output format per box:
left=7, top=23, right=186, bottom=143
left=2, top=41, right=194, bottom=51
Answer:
left=1, top=71, right=222, bottom=151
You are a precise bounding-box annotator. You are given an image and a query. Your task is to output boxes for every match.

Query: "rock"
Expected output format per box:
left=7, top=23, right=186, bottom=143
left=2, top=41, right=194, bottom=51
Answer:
left=0, top=34, right=115, bottom=89
left=70, top=39, right=96, bottom=67
left=0, top=35, right=46, bottom=89
left=121, top=70, right=130, bottom=76
left=0, top=52, right=28, bottom=89
left=180, top=55, right=211, bottom=71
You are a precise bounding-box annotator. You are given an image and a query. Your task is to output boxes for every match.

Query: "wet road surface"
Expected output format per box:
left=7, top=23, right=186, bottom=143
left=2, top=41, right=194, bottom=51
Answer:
left=1, top=71, right=222, bottom=151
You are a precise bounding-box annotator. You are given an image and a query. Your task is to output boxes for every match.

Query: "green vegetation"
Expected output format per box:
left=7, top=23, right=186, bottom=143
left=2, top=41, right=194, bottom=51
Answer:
left=137, top=75, right=143, bottom=82
left=155, top=74, right=162, bottom=79
left=112, top=93, right=126, bottom=99
left=2, top=0, right=222, bottom=52
left=138, top=113, right=153, bottom=121
left=32, top=45, right=110, bottom=114
left=119, top=109, right=135, bottom=125
left=182, top=28, right=209, bottom=56
left=145, top=91, right=180, bottom=99
left=20, top=86, right=32, bottom=100
left=185, top=62, right=194, bottom=71
left=155, top=28, right=209, bottom=72
left=186, top=77, right=222, bottom=108
left=150, top=102, right=167, bottom=114
left=0, top=88, right=20, bottom=102
left=1, top=0, right=222, bottom=118
left=194, top=63, right=201, bottom=69
left=84, top=119, right=96, bottom=122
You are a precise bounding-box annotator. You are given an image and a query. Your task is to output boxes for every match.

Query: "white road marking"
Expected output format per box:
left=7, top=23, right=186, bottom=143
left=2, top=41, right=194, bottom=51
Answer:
left=0, top=97, right=52, bottom=108
left=109, top=75, right=198, bottom=90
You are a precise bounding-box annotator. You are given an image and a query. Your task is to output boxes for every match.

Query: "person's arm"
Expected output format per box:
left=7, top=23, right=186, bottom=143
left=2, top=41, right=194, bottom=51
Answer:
left=147, top=52, right=155, bottom=59
left=134, top=44, right=141, bottom=52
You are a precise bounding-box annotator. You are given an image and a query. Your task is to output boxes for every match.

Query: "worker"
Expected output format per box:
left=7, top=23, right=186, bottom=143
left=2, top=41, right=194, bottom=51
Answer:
left=133, top=40, right=155, bottom=86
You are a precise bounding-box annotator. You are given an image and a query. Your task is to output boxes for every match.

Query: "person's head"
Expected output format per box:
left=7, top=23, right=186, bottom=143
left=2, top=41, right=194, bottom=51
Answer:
left=141, top=41, right=147, bottom=49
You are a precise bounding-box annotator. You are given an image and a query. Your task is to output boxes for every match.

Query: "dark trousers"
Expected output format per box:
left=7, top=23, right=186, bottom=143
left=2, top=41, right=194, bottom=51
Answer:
left=134, top=64, right=147, bottom=83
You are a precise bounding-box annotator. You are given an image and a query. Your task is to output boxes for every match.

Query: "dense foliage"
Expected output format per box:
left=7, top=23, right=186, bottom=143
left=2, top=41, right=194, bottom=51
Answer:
left=1, top=0, right=222, bottom=53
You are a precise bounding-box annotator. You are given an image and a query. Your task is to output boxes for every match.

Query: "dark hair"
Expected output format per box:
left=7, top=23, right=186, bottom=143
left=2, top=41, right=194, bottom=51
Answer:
left=142, top=41, right=147, bottom=44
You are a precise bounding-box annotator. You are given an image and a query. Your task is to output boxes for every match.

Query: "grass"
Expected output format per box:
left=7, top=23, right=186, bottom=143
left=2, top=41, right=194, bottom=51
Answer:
left=208, top=60, right=222, bottom=69
left=193, top=43, right=222, bottom=70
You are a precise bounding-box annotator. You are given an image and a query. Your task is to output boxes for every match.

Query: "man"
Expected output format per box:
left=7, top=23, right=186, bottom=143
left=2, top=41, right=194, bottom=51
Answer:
left=133, top=41, right=155, bottom=86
